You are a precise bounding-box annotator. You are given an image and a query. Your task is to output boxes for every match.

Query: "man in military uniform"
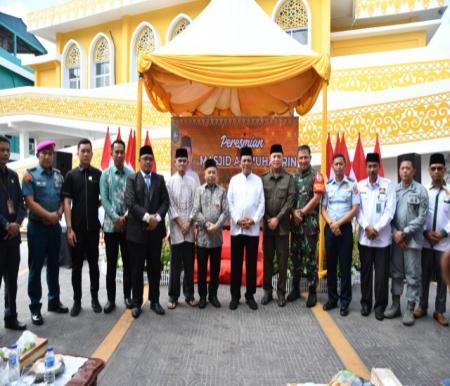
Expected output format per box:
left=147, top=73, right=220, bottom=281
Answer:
left=287, top=145, right=325, bottom=307
left=384, top=154, right=428, bottom=326
left=22, top=140, right=69, bottom=325
left=0, top=135, right=26, bottom=330
left=322, top=154, right=359, bottom=316
left=261, top=144, right=295, bottom=307
left=414, top=153, right=449, bottom=326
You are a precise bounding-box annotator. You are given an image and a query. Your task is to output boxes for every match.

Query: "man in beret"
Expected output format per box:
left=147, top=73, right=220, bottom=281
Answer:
left=356, top=152, right=396, bottom=321
left=227, top=146, right=265, bottom=310
left=192, top=158, right=229, bottom=308
left=414, top=153, right=450, bottom=326
left=167, top=147, right=199, bottom=309
left=125, top=145, right=170, bottom=318
left=22, top=139, right=68, bottom=325
left=261, top=144, right=295, bottom=307
left=0, top=135, right=26, bottom=330
left=385, top=154, right=428, bottom=326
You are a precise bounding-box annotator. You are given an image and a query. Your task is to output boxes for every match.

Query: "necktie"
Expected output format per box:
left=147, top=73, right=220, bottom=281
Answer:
left=145, top=174, right=151, bottom=191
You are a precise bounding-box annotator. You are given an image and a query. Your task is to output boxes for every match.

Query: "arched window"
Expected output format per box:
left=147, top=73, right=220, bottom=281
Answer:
left=273, top=0, right=310, bottom=46
left=61, top=40, right=84, bottom=89
left=167, top=14, right=192, bottom=42
left=89, top=33, right=115, bottom=88
left=130, top=22, right=160, bottom=82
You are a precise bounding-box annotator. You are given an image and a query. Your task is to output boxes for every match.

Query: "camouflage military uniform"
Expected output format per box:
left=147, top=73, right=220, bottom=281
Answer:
left=290, top=167, right=324, bottom=291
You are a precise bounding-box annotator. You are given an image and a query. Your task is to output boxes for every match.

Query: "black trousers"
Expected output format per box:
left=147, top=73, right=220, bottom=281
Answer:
left=325, top=223, right=353, bottom=308
left=197, top=246, right=221, bottom=299
left=70, top=230, right=100, bottom=302
left=168, top=241, right=195, bottom=301
left=129, top=235, right=162, bottom=307
left=262, top=233, right=289, bottom=295
left=230, top=235, right=259, bottom=300
left=358, top=243, right=390, bottom=312
left=0, top=238, right=20, bottom=321
left=104, top=232, right=131, bottom=303
left=419, top=248, right=447, bottom=313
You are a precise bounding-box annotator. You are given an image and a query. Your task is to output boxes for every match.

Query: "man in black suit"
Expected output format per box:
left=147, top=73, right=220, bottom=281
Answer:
left=125, top=145, right=169, bottom=318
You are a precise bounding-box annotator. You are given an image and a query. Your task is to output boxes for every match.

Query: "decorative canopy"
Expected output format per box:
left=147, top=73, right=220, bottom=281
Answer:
left=138, top=0, right=330, bottom=117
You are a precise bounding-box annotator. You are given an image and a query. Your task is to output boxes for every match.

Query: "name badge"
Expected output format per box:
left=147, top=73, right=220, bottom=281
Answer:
left=7, top=199, right=15, bottom=215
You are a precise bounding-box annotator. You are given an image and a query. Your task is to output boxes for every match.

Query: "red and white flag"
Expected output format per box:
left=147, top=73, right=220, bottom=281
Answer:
left=374, top=133, right=385, bottom=177
left=326, top=132, right=333, bottom=179
left=100, top=126, right=112, bottom=170
left=143, top=130, right=157, bottom=173
left=352, top=133, right=367, bottom=181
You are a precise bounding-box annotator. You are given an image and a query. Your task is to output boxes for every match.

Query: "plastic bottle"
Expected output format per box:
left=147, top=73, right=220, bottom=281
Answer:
left=43, top=346, right=55, bottom=385
left=8, top=343, right=20, bottom=385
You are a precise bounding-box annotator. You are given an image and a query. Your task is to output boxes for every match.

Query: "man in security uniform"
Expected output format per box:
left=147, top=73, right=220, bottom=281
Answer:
left=22, top=140, right=69, bottom=325
left=261, top=144, right=295, bottom=307
left=384, top=154, right=428, bottom=326
left=0, top=135, right=26, bottom=330
left=287, top=145, right=325, bottom=307
left=414, top=153, right=450, bottom=326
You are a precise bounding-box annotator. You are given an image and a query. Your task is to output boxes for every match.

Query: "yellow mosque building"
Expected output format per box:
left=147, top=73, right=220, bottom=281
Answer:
left=0, top=0, right=449, bottom=184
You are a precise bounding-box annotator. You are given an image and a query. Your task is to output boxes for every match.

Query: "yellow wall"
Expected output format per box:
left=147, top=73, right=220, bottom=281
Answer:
left=331, top=30, right=426, bottom=56
left=33, top=61, right=60, bottom=87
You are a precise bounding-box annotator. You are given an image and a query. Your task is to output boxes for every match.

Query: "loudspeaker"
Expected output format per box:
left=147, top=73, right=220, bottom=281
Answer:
left=53, top=151, right=72, bottom=178
left=397, top=153, right=421, bottom=183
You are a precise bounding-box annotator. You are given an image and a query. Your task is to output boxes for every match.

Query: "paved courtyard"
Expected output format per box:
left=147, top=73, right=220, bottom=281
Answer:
left=0, top=241, right=449, bottom=385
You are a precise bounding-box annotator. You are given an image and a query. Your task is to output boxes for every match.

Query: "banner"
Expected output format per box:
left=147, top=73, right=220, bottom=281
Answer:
left=171, top=117, right=298, bottom=187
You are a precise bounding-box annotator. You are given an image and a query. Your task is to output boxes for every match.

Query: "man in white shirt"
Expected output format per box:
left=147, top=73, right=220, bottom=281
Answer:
left=357, top=153, right=396, bottom=321
left=227, top=147, right=265, bottom=310
left=167, top=147, right=199, bottom=309
left=414, top=153, right=450, bottom=326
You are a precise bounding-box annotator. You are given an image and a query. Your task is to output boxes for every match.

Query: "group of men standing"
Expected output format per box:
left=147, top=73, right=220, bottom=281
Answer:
left=0, top=132, right=448, bottom=329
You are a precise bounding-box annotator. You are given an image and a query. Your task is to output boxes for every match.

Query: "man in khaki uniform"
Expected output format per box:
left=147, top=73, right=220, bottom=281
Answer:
left=261, top=144, right=295, bottom=307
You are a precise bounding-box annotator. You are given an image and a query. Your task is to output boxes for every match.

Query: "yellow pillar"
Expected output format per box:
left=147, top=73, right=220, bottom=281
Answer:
left=135, top=75, right=143, bottom=171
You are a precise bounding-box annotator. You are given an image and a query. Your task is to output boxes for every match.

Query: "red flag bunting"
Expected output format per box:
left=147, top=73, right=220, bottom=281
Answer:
left=116, top=127, right=122, bottom=141
left=374, top=133, right=384, bottom=177
left=352, top=133, right=367, bottom=181
left=334, top=132, right=341, bottom=155
left=101, top=126, right=111, bottom=170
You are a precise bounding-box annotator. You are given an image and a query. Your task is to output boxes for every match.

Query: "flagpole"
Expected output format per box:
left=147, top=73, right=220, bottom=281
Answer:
left=319, top=82, right=328, bottom=279
left=135, top=73, right=143, bottom=171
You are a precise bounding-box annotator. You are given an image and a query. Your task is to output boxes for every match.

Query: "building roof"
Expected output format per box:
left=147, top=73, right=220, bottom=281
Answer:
left=0, top=12, right=47, bottom=55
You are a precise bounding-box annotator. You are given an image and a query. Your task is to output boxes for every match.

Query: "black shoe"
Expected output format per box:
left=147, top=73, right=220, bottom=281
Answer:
left=124, top=298, right=133, bottom=309
left=208, top=296, right=221, bottom=308
left=70, top=302, right=81, bottom=317
left=131, top=307, right=141, bottom=319
left=375, top=310, right=384, bottom=321
left=323, top=301, right=338, bottom=311
left=261, top=292, right=273, bottom=305
left=198, top=298, right=207, bottom=309
left=277, top=294, right=286, bottom=307
left=361, top=304, right=371, bottom=317
left=229, top=298, right=239, bottom=310
left=306, top=291, right=317, bottom=308
left=92, top=298, right=102, bottom=313
left=103, top=301, right=116, bottom=314
left=340, top=307, right=349, bottom=317
left=286, top=287, right=300, bottom=302
left=5, top=319, right=27, bottom=331
left=31, top=311, right=43, bottom=326
left=245, top=296, right=258, bottom=310
left=150, top=302, right=165, bottom=315
left=48, top=302, right=69, bottom=314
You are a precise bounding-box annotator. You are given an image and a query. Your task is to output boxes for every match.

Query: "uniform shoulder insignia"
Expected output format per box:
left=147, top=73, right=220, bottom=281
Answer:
left=24, top=168, right=35, bottom=182
left=313, top=172, right=326, bottom=193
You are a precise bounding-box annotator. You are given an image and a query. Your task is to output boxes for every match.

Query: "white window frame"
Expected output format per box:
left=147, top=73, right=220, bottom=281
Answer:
left=271, top=0, right=312, bottom=48
left=89, top=32, right=115, bottom=88
left=61, top=39, right=85, bottom=89
left=130, top=21, right=161, bottom=82
left=166, top=13, right=193, bottom=43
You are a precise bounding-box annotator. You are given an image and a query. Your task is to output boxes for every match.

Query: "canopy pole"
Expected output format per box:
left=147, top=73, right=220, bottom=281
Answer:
left=135, top=74, right=143, bottom=171
left=318, top=82, right=328, bottom=279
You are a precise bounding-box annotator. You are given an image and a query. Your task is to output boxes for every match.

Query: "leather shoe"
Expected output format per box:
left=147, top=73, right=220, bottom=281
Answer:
left=131, top=307, right=141, bottom=319
left=31, top=311, right=43, bottom=326
left=414, top=307, right=427, bottom=319
left=103, top=301, right=116, bottom=314
left=208, top=296, right=221, bottom=308
left=261, top=292, right=273, bottom=305
left=48, top=302, right=69, bottom=314
left=92, top=298, right=102, bottom=313
left=340, top=307, right=349, bottom=317
left=198, top=298, right=207, bottom=309
left=150, top=302, right=165, bottom=315
left=70, top=302, right=81, bottom=317
left=245, top=296, right=258, bottom=310
left=229, top=298, right=239, bottom=310
left=375, top=310, right=384, bottom=321
left=277, top=294, right=286, bottom=307
left=361, top=304, right=371, bottom=317
left=306, top=291, right=317, bottom=308
left=286, top=287, right=300, bottom=302
left=323, top=301, right=338, bottom=311
left=124, top=298, right=133, bottom=309
left=5, top=319, right=27, bottom=331
left=433, top=312, right=449, bottom=326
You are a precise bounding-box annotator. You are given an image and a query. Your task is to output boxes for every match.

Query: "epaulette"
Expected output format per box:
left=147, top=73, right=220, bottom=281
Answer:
left=24, top=168, right=35, bottom=183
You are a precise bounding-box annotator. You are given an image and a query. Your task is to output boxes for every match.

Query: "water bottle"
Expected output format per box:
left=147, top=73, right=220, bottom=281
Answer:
left=8, top=343, right=19, bottom=385
left=43, top=347, right=55, bottom=385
